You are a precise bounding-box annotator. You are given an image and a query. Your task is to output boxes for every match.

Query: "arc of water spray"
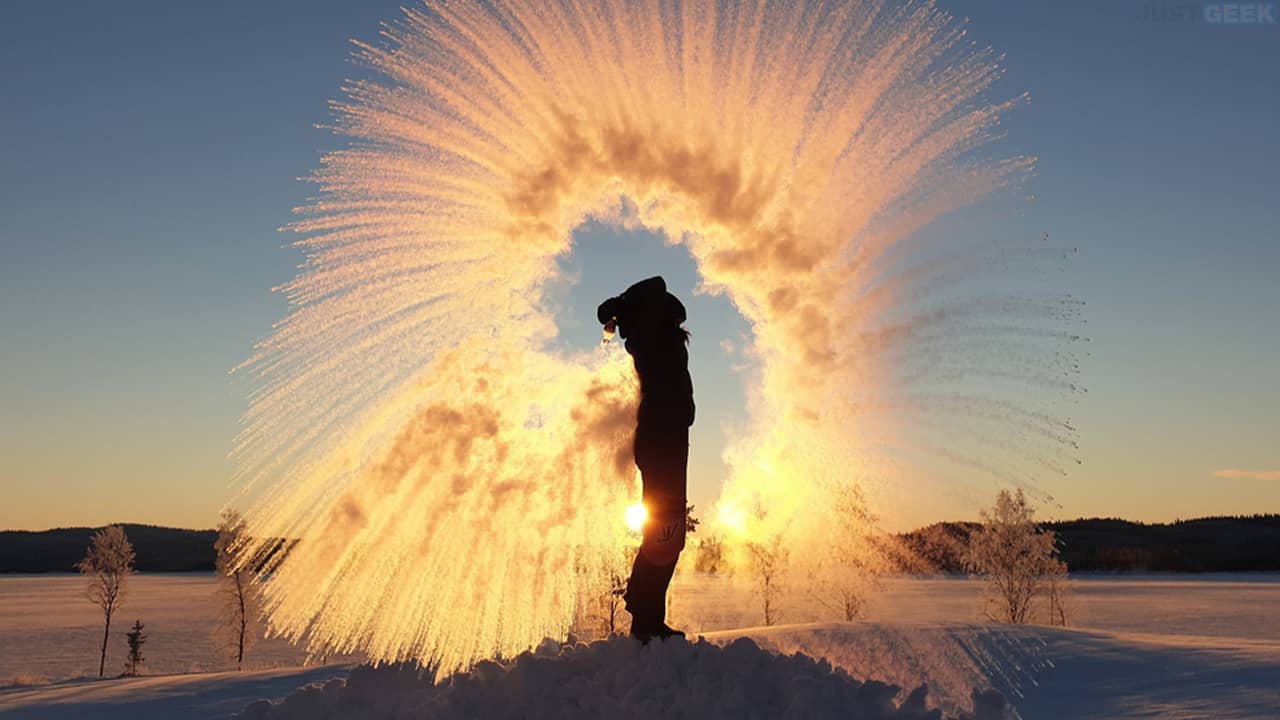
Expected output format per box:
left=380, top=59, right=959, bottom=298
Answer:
left=232, top=0, right=1081, bottom=678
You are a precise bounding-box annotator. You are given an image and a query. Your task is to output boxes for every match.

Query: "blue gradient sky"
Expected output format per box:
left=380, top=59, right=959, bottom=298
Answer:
left=1, top=1, right=1277, bottom=530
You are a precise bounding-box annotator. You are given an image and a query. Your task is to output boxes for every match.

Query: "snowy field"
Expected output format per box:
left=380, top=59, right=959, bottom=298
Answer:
left=2, top=573, right=1278, bottom=718
left=0, top=574, right=360, bottom=682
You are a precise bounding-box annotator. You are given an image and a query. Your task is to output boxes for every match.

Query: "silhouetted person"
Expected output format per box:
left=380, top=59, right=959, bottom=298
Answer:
left=598, top=276, right=694, bottom=642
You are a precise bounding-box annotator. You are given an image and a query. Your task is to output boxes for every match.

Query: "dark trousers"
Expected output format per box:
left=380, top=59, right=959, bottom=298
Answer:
left=625, top=423, right=688, bottom=628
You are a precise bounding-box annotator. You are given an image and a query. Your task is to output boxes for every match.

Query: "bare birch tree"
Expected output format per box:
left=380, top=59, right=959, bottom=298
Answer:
left=693, top=534, right=726, bottom=575
left=808, top=482, right=879, bottom=621
left=214, top=510, right=259, bottom=669
left=740, top=499, right=791, bottom=627
left=965, top=488, right=1069, bottom=625
left=570, top=542, right=635, bottom=640
left=746, top=529, right=789, bottom=626
left=592, top=551, right=631, bottom=638
left=76, top=525, right=134, bottom=677
left=1042, top=557, right=1070, bottom=626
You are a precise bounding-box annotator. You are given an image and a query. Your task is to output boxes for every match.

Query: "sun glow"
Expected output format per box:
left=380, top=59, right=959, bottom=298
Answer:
left=717, top=503, right=748, bottom=539
left=625, top=503, right=648, bottom=533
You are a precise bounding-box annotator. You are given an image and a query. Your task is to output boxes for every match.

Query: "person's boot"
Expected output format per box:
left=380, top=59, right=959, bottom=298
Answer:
left=630, top=618, right=685, bottom=644
left=651, top=622, right=685, bottom=641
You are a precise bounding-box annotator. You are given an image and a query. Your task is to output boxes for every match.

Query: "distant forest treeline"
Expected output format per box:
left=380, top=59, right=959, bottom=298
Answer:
left=897, top=515, right=1280, bottom=573
left=1, top=524, right=217, bottom=573
left=3, top=515, right=1280, bottom=574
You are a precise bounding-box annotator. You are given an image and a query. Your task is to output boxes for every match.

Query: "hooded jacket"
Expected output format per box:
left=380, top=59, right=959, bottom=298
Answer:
left=597, top=276, right=695, bottom=428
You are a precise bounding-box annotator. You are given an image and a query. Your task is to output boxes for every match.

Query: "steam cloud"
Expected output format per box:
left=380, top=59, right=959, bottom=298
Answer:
left=232, top=0, right=1083, bottom=677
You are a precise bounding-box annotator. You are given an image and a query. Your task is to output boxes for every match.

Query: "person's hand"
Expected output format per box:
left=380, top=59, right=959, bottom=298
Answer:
left=597, top=296, right=621, bottom=325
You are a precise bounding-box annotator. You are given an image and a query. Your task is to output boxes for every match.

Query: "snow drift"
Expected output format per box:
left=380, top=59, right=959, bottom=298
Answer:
left=235, top=635, right=1005, bottom=720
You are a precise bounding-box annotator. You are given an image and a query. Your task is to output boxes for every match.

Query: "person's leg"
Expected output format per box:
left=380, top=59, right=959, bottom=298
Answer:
left=624, top=550, right=675, bottom=632
left=625, top=490, right=683, bottom=612
left=626, top=425, right=689, bottom=638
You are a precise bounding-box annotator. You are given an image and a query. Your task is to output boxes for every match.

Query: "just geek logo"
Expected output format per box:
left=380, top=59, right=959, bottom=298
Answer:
left=1204, top=2, right=1278, bottom=21
left=1138, top=1, right=1279, bottom=23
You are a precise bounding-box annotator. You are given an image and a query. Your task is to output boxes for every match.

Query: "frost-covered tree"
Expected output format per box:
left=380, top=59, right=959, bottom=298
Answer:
left=808, top=482, right=879, bottom=621
left=693, top=534, right=726, bottom=575
left=76, top=525, right=135, bottom=677
left=123, top=620, right=146, bottom=676
left=965, top=488, right=1068, bottom=624
left=741, top=501, right=790, bottom=627
left=1042, top=556, right=1071, bottom=627
left=746, top=533, right=788, bottom=626
left=571, top=542, right=634, bottom=640
left=601, top=571, right=628, bottom=635
left=214, top=510, right=259, bottom=669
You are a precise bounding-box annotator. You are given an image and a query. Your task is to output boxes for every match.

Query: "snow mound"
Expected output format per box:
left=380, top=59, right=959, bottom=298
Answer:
left=236, top=636, right=1006, bottom=720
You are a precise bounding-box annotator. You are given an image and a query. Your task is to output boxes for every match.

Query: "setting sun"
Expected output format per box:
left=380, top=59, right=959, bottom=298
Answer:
left=625, top=503, right=648, bottom=532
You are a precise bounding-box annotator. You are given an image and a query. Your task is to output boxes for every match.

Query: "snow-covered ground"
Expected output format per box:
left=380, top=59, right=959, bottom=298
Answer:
left=2, top=574, right=1278, bottom=718
left=3, top=624, right=1276, bottom=719
left=0, top=665, right=352, bottom=720
left=672, top=573, right=1280, bottom=641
